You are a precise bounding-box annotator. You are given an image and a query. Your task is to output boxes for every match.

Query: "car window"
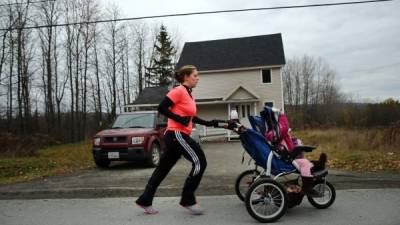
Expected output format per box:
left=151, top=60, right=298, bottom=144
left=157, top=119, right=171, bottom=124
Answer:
left=112, top=113, right=156, bottom=129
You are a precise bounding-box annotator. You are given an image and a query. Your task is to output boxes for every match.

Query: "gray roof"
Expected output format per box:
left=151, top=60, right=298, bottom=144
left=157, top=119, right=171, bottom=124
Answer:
left=131, top=86, right=169, bottom=105
left=176, top=33, right=285, bottom=71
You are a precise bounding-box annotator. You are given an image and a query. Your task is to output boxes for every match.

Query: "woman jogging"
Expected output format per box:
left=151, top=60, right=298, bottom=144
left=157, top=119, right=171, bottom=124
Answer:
left=136, top=65, right=218, bottom=215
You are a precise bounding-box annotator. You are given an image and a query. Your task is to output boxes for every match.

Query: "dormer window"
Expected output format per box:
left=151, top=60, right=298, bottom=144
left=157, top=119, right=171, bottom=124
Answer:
left=262, top=69, right=271, bottom=83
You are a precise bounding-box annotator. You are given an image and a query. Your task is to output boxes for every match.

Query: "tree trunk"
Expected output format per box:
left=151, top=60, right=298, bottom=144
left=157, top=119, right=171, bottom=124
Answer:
left=16, top=25, right=24, bottom=134
left=82, top=25, right=89, bottom=139
left=94, top=34, right=102, bottom=125
left=111, top=27, right=116, bottom=120
left=7, top=31, right=14, bottom=132
left=66, top=25, right=74, bottom=142
left=46, top=25, right=54, bottom=133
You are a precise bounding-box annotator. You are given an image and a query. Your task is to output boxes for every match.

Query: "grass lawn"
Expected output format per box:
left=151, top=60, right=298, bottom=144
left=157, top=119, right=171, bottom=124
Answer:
left=0, top=128, right=399, bottom=185
left=0, top=141, right=94, bottom=185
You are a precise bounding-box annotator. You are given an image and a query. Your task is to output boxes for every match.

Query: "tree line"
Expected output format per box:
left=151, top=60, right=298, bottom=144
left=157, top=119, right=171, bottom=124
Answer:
left=0, top=0, right=179, bottom=142
left=0, top=1, right=397, bottom=144
left=282, top=55, right=400, bottom=129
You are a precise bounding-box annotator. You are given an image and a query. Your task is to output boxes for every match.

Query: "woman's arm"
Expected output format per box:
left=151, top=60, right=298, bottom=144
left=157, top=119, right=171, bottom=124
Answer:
left=192, top=116, right=217, bottom=127
left=158, top=96, right=190, bottom=126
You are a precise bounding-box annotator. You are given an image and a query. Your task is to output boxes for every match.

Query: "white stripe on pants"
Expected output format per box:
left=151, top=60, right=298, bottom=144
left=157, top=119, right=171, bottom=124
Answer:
left=175, top=131, right=201, bottom=176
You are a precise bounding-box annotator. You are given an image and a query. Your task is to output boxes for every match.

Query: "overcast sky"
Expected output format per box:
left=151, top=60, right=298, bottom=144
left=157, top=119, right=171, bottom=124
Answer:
left=108, top=0, right=400, bottom=102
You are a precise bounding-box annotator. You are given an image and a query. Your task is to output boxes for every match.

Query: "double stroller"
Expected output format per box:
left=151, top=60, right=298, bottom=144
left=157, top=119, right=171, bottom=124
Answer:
left=217, top=106, right=336, bottom=223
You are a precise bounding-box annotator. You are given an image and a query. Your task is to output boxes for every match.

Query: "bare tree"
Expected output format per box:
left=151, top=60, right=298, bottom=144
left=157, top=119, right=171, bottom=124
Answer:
left=282, top=59, right=294, bottom=105
left=0, top=4, right=18, bottom=132
left=120, top=29, right=128, bottom=106
left=54, top=26, right=68, bottom=129
left=103, top=4, right=124, bottom=120
left=7, top=29, right=15, bottom=132
left=92, top=27, right=102, bottom=125
left=37, top=0, right=60, bottom=133
left=131, top=22, right=148, bottom=95
left=79, top=0, right=99, bottom=137
left=63, top=0, right=81, bottom=141
left=282, top=55, right=341, bottom=106
left=0, top=28, right=9, bottom=83
left=0, top=0, right=183, bottom=143
left=14, top=1, right=34, bottom=134
left=301, top=55, right=315, bottom=105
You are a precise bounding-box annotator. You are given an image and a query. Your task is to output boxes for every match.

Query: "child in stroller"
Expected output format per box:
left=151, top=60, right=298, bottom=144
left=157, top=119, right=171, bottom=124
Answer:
left=262, top=107, right=326, bottom=197
left=218, top=106, right=336, bottom=223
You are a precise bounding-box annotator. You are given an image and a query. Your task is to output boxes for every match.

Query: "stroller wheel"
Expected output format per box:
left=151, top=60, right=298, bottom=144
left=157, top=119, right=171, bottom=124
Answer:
left=235, top=169, right=260, bottom=202
left=307, top=180, right=336, bottom=209
left=245, top=178, right=288, bottom=223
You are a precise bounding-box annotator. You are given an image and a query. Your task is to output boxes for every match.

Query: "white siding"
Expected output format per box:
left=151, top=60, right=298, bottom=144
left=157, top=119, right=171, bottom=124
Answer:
left=193, top=68, right=284, bottom=111
left=197, top=104, right=228, bottom=120
left=229, top=87, right=256, bottom=100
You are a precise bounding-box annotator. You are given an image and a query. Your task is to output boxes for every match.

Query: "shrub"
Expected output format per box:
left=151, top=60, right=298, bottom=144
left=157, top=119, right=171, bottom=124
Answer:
left=0, top=133, right=61, bottom=157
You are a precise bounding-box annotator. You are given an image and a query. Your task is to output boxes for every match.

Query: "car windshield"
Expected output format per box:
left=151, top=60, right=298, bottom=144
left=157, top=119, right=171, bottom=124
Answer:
left=112, top=113, right=155, bottom=129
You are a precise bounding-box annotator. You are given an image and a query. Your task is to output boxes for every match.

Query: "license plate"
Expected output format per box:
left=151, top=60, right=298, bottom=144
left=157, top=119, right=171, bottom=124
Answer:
left=108, top=152, right=119, bottom=159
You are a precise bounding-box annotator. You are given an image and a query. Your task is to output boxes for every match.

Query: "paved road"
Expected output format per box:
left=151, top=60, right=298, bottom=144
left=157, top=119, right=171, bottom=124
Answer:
left=1, top=142, right=400, bottom=199
left=1, top=189, right=399, bottom=225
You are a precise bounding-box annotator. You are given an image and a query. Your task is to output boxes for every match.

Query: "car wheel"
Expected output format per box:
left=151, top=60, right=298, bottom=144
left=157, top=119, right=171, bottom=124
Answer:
left=94, top=159, right=110, bottom=168
left=147, top=143, right=161, bottom=167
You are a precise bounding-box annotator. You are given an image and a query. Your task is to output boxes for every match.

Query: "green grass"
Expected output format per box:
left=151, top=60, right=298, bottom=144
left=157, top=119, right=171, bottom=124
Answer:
left=0, top=141, right=94, bottom=185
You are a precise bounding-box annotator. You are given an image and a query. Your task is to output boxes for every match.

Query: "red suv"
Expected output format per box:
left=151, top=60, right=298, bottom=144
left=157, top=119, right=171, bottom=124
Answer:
left=92, top=111, right=167, bottom=168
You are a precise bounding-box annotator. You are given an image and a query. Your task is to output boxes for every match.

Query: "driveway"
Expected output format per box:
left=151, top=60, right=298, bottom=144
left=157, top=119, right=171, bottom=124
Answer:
left=0, top=142, right=399, bottom=199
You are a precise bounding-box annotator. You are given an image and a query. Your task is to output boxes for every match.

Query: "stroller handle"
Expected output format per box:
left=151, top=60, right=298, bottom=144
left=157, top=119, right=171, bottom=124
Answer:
left=213, top=119, right=230, bottom=129
left=212, top=119, right=245, bottom=133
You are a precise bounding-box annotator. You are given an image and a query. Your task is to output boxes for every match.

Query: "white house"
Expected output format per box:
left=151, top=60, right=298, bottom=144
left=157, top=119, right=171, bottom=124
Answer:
left=176, top=33, right=286, bottom=126
left=125, top=33, right=286, bottom=137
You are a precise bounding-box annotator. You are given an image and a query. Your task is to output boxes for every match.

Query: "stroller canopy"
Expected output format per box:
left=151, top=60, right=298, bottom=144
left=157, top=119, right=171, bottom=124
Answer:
left=241, top=106, right=295, bottom=174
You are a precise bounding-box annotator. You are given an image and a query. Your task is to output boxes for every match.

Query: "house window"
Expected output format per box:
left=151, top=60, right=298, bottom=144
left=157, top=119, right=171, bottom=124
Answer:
left=247, top=105, right=251, bottom=117
left=262, top=69, right=271, bottom=83
left=264, top=102, right=274, bottom=107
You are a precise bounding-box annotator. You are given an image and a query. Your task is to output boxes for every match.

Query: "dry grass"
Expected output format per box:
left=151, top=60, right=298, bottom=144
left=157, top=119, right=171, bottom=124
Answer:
left=0, top=141, right=94, bottom=185
left=0, top=132, right=61, bottom=157
left=1, top=127, right=399, bottom=185
left=293, top=127, right=400, bottom=172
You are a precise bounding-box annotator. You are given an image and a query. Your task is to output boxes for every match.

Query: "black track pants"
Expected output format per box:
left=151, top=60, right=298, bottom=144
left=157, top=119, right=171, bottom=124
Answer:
left=136, top=130, right=207, bottom=206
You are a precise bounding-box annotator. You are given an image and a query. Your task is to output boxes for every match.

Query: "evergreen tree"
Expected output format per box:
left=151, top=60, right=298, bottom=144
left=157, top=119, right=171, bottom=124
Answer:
left=145, top=25, right=176, bottom=87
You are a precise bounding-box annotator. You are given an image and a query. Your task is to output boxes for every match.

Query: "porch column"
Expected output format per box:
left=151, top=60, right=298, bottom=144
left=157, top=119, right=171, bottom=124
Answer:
left=227, top=103, right=231, bottom=140
left=228, top=103, right=231, bottom=119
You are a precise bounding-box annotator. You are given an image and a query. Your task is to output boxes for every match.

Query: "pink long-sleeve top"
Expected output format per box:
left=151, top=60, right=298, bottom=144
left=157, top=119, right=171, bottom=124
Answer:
left=265, top=114, right=295, bottom=151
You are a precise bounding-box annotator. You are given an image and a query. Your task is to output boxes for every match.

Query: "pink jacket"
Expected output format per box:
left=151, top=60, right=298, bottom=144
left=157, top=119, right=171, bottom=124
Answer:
left=265, top=114, right=295, bottom=151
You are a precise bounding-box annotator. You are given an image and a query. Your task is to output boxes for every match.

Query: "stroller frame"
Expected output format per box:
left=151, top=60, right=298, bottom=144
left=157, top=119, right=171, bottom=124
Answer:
left=218, top=106, right=335, bottom=223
